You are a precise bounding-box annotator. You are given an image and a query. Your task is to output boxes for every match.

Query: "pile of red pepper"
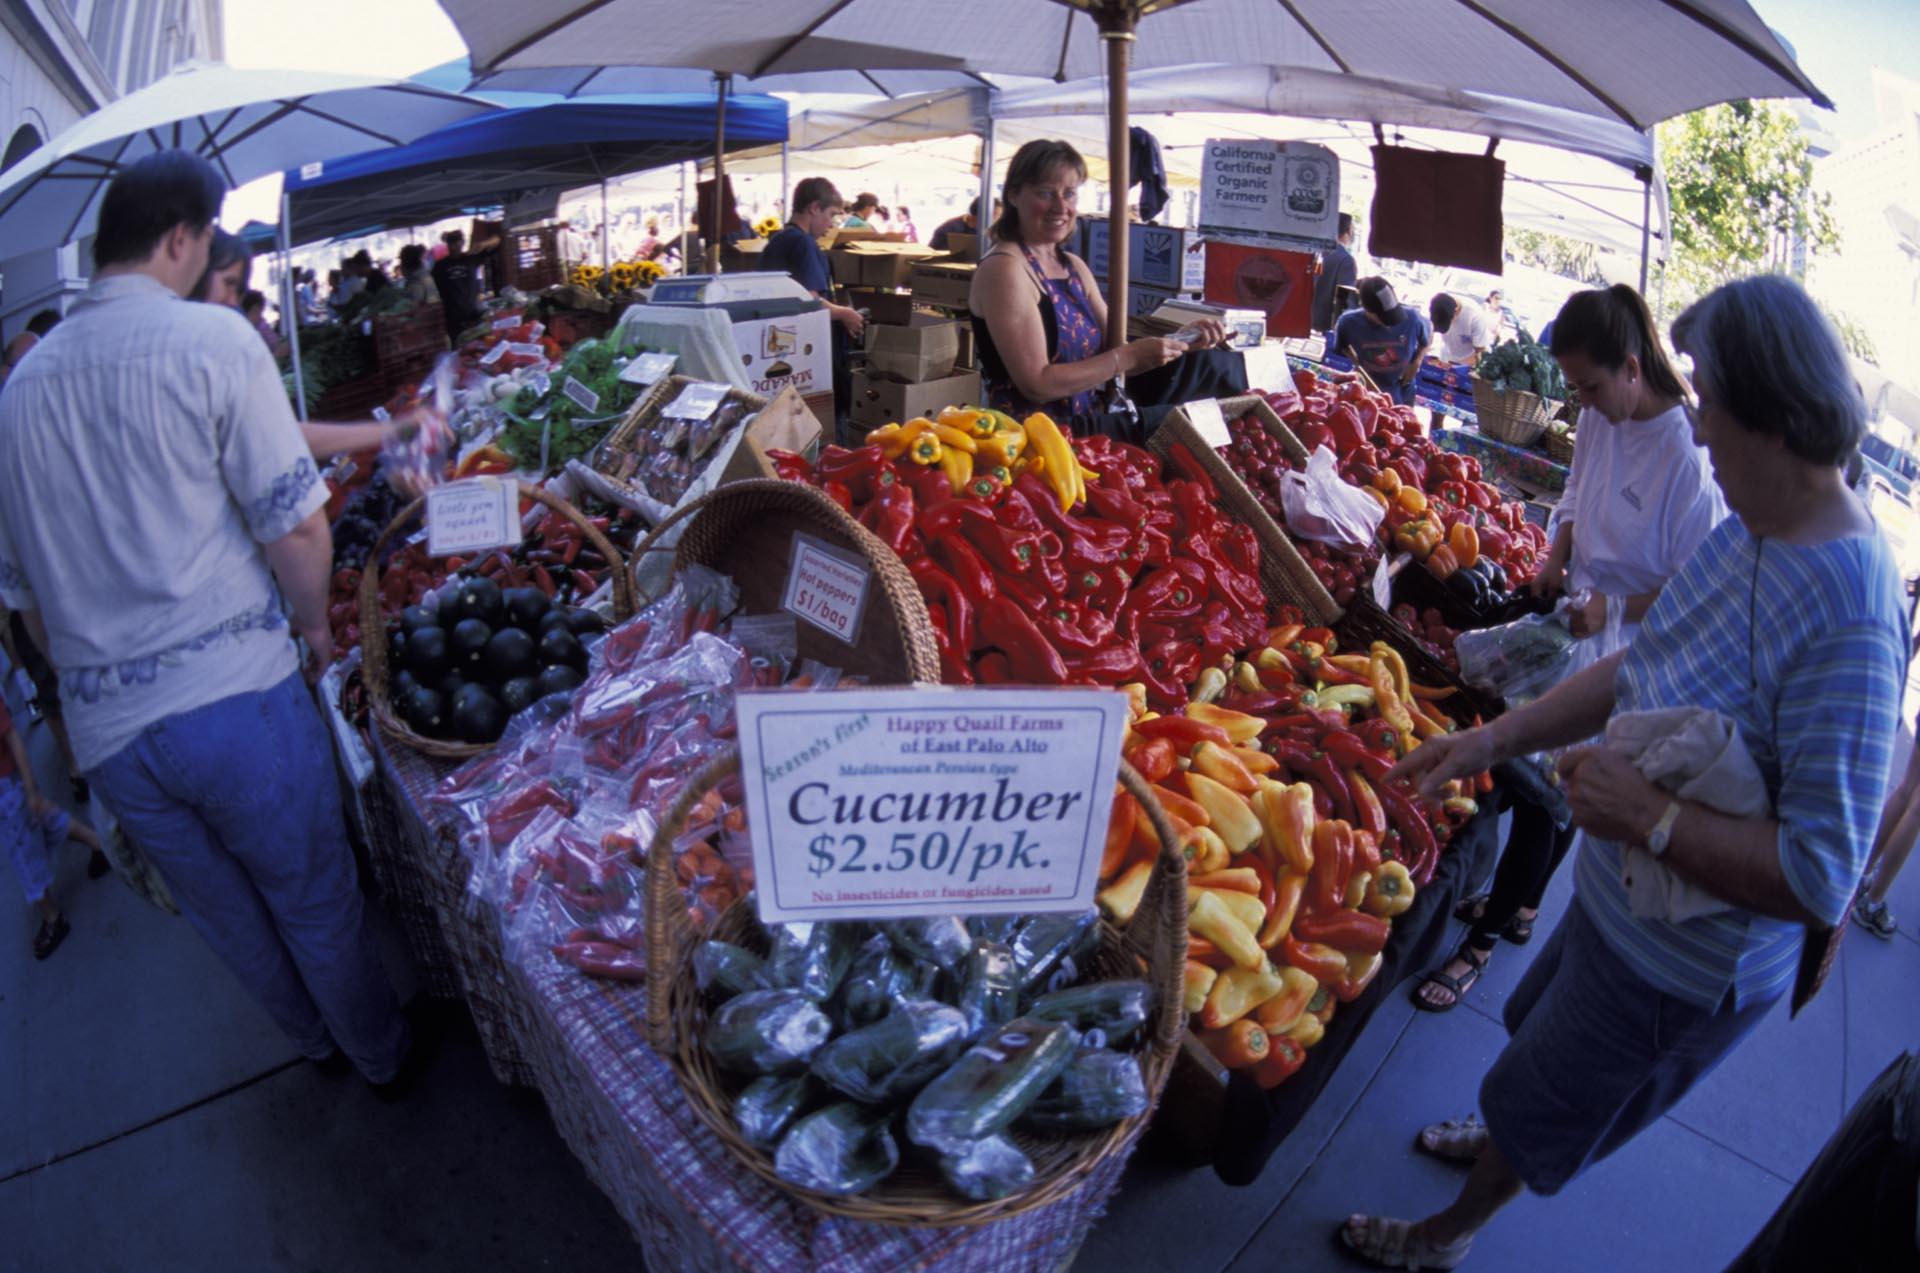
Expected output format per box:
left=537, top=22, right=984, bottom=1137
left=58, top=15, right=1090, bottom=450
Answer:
left=770, top=434, right=1271, bottom=709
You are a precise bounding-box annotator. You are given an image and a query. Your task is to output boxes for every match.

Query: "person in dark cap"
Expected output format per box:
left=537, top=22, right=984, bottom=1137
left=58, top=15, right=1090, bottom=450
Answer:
left=1331, top=277, right=1431, bottom=406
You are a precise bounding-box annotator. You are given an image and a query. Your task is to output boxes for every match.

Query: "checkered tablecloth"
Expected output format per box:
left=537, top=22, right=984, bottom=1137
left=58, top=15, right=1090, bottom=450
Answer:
left=1433, top=423, right=1569, bottom=493
left=366, top=742, right=1133, bottom=1269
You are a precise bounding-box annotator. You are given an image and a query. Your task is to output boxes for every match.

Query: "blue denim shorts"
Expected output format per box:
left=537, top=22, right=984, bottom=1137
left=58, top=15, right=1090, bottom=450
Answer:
left=1480, top=899, right=1777, bottom=1195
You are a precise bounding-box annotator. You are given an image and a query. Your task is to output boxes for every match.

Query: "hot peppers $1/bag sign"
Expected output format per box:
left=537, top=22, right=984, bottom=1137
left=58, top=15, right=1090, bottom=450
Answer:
left=738, top=687, right=1129, bottom=923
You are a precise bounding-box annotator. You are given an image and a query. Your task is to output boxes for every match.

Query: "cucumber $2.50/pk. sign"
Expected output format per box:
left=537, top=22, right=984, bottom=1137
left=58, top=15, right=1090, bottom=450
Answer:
left=737, top=687, right=1129, bottom=924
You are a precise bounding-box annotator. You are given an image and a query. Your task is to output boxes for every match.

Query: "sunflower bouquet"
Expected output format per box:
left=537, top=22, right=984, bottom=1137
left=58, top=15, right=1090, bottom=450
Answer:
left=752, top=214, right=784, bottom=239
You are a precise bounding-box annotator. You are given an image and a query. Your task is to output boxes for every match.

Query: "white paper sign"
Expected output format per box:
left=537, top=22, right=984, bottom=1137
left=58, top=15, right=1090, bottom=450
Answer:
left=1187, top=398, right=1230, bottom=449
left=492, top=314, right=523, bottom=331
left=561, top=376, right=601, bottom=413
left=371, top=405, right=391, bottom=423
left=661, top=380, right=730, bottom=422
left=619, top=352, right=677, bottom=386
left=425, top=477, right=521, bottom=557
left=782, top=533, right=871, bottom=643
left=738, top=686, right=1129, bottom=922
left=479, top=342, right=508, bottom=367
left=505, top=341, right=546, bottom=359
left=1198, top=139, right=1340, bottom=250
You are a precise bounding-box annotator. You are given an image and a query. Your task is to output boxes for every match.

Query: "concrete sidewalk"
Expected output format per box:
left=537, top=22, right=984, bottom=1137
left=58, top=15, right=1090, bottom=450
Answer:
left=3, top=701, right=1916, bottom=1271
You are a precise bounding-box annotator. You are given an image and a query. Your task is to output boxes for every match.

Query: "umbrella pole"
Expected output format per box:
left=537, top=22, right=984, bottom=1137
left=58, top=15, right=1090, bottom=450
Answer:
left=709, top=72, right=732, bottom=275
left=1099, top=9, right=1136, bottom=352
left=1637, top=167, right=1652, bottom=295
left=780, top=141, right=790, bottom=222
left=680, top=162, right=691, bottom=272
left=281, top=192, right=308, bottom=422
left=601, top=180, right=611, bottom=273
left=979, top=110, right=994, bottom=264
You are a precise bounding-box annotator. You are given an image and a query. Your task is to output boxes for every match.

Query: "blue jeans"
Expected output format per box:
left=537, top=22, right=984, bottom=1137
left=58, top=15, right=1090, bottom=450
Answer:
left=1480, top=899, right=1778, bottom=1195
left=90, top=674, right=407, bottom=1081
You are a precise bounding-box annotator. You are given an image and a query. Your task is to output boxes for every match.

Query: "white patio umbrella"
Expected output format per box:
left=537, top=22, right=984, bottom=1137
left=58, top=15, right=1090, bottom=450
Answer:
left=440, top=0, right=1827, bottom=346
left=0, top=61, right=493, bottom=256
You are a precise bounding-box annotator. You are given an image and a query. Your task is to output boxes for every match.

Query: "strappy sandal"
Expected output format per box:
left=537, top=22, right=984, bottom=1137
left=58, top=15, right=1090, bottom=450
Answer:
left=1415, top=1115, right=1490, bottom=1164
left=1339, top=1214, right=1473, bottom=1270
left=33, top=913, right=70, bottom=960
left=1411, top=942, right=1490, bottom=1013
left=1502, top=909, right=1536, bottom=945
left=1451, top=893, right=1489, bottom=925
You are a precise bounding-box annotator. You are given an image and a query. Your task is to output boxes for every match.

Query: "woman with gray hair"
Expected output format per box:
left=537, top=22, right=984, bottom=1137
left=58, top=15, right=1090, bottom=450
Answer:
left=1341, top=273, right=1909, bottom=1269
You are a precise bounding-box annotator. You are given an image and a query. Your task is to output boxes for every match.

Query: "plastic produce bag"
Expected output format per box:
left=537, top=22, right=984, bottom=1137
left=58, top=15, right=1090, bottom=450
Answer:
left=1020, top=1049, right=1149, bottom=1134
left=906, top=1017, right=1077, bottom=1150
left=1009, top=910, right=1102, bottom=997
left=1280, top=446, right=1386, bottom=551
left=956, top=941, right=1020, bottom=1039
left=837, top=934, right=940, bottom=1028
left=809, top=999, right=972, bottom=1104
left=693, top=940, right=770, bottom=1002
left=880, top=917, right=974, bottom=974
left=774, top=1102, right=900, bottom=1196
left=1454, top=597, right=1582, bottom=701
left=737, top=1074, right=827, bottom=1150
left=706, top=989, right=834, bottom=1075
left=1025, top=980, right=1152, bottom=1049
left=937, top=1135, right=1036, bottom=1202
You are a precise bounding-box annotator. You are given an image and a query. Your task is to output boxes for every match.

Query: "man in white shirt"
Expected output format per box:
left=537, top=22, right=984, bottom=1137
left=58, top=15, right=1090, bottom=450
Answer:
left=0, top=151, right=418, bottom=1094
left=1430, top=292, right=1496, bottom=367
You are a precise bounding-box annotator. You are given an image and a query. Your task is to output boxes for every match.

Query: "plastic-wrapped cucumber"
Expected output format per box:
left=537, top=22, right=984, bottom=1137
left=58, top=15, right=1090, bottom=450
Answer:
left=736, top=1073, right=827, bottom=1149
left=957, top=941, right=1020, bottom=1039
left=837, top=934, right=942, bottom=1029
left=937, top=1134, right=1036, bottom=1202
left=765, top=922, right=862, bottom=999
left=706, top=989, right=833, bottom=1075
left=810, top=998, right=971, bottom=1104
left=1020, top=1049, right=1149, bottom=1133
left=764, top=923, right=816, bottom=989
left=907, top=1016, right=1076, bottom=1150
left=774, top=1101, right=901, bottom=1196
left=1010, top=910, right=1102, bottom=996
left=692, top=941, right=769, bottom=1002
left=881, top=916, right=974, bottom=973
left=1025, top=980, right=1152, bottom=1048
left=967, top=915, right=1023, bottom=945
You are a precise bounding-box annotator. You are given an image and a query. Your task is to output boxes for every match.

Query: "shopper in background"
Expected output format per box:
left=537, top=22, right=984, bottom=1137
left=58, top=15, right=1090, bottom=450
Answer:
left=1429, top=291, right=1496, bottom=368
left=763, top=177, right=868, bottom=433
left=1344, top=274, right=1906, bottom=1270
left=432, top=228, right=492, bottom=345
left=929, top=197, right=983, bottom=251
left=2, top=691, right=108, bottom=959
left=1311, top=212, right=1358, bottom=333
left=190, top=227, right=251, bottom=306
left=295, top=269, right=322, bottom=323
left=895, top=205, right=919, bottom=243
left=840, top=192, right=882, bottom=231
left=1852, top=678, right=1920, bottom=939
left=1, top=309, right=61, bottom=387
left=1331, top=277, right=1431, bottom=406
left=0, top=150, right=421, bottom=1093
left=398, top=244, right=435, bottom=307
left=1412, top=284, right=1727, bottom=1013
left=240, top=290, right=289, bottom=360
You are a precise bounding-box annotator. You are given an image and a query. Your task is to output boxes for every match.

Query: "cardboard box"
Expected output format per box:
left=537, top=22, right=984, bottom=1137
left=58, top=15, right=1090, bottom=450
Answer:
left=850, top=367, right=983, bottom=429
left=829, top=241, right=942, bottom=289
left=845, top=287, right=916, bottom=327
left=1077, top=217, right=1188, bottom=292
left=731, top=303, right=836, bottom=401
left=944, top=232, right=980, bottom=259
left=909, top=260, right=975, bottom=312
left=716, top=385, right=822, bottom=486
left=864, top=315, right=964, bottom=384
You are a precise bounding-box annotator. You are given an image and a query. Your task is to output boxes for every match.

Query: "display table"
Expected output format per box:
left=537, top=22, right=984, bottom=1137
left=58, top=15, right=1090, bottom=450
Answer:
left=351, top=727, right=1136, bottom=1268
left=1434, top=423, right=1569, bottom=494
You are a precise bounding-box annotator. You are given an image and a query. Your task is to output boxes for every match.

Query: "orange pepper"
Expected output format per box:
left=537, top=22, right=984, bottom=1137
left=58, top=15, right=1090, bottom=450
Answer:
left=1102, top=791, right=1139, bottom=878
left=1448, top=521, right=1479, bottom=568
left=1258, top=869, right=1308, bottom=948
left=1252, top=1033, right=1308, bottom=1089
left=1201, top=1018, right=1271, bottom=1069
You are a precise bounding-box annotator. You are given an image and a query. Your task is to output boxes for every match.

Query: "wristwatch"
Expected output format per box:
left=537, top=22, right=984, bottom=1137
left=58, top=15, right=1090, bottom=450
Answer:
left=1644, top=800, right=1683, bottom=857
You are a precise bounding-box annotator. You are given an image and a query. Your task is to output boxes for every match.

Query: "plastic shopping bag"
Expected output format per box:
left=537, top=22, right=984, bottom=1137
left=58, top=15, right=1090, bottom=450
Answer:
left=1280, top=446, right=1385, bottom=552
left=1454, top=598, right=1582, bottom=702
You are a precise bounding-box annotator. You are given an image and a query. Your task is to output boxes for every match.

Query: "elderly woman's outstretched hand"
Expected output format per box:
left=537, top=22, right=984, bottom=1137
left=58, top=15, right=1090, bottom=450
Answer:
left=1388, top=725, right=1498, bottom=801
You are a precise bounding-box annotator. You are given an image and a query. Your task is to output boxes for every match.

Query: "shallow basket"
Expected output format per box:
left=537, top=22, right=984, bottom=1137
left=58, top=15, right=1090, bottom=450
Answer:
left=358, top=480, right=637, bottom=760
left=1544, top=427, right=1576, bottom=466
left=1470, top=376, right=1554, bottom=447
left=629, top=477, right=943, bottom=686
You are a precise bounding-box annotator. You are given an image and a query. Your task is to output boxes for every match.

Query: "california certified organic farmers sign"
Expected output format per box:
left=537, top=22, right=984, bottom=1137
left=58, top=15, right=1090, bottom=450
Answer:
left=1199, top=139, right=1340, bottom=251
left=738, top=687, right=1128, bottom=923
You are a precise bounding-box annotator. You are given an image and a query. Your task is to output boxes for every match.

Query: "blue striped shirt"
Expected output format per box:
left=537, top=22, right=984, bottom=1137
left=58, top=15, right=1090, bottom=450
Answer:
left=1575, top=518, right=1908, bottom=1010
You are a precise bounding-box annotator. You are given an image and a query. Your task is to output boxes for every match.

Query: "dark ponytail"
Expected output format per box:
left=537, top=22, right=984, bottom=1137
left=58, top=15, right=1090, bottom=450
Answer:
left=1548, top=284, right=1686, bottom=401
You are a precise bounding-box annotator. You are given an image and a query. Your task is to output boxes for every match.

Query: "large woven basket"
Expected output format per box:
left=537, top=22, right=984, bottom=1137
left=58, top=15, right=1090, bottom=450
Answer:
left=629, top=477, right=943, bottom=686
left=644, top=750, right=1188, bottom=1227
left=1544, top=426, right=1576, bottom=466
left=358, top=480, right=638, bottom=760
left=1469, top=376, right=1553, bottom=447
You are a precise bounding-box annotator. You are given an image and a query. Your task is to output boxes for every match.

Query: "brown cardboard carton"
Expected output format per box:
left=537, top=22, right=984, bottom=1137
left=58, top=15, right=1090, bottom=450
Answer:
left=909, top=260, right=976, bottom=312
left=849, top=368, right=984, bottom=429
left=829, top=241, right=942, bottom=289
left=864, top=316, right=963, bottom=384
left=716, top=386, right=822, bottom=486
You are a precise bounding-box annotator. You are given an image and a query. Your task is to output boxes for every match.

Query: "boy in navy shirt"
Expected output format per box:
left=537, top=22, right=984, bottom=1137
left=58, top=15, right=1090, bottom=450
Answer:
left=1332, top=276, right=1431, bottom=406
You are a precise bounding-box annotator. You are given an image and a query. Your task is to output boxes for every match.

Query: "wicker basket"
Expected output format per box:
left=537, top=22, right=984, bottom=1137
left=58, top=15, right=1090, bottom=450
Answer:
left=644, top=751, right=1188, bottom=1228
left=1544, top=427, right=1576, bottom=466
left=358, top=481, right=638, bottom=760
left=587, top=375, right=769, bottom=508
left=1469, top=376, right=1554, bottom=447
left=629, top=477, right=943, bottom=686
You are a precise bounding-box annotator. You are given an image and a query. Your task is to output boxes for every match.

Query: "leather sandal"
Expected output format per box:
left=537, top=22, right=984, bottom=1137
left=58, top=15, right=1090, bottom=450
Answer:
left=33, top=913, right=70, bottom=960
left=1502, top=910, right=1536, bottom=945
left=1412, top=942, right=1490, bottom=1013
left=1339, top=1214, right=1473, bottom=1270
left=1416, top=1115, right=1490, bottom=1164
left=1451, top=892, right=1489, bottom=925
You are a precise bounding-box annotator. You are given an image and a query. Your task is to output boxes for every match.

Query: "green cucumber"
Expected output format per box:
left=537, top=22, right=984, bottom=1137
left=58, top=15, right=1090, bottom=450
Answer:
left=906, top=1016, right=1076, bottom=1150
left=1020, top=1049, right=1149, bottom=1133
left=1025, top=980, right=1152, bottom=1047
left=774, top=1101, right=900, bottom=1196
left=810, top=999, right=971, bottom=1104
left=705, top=989, right=833, bottom=1076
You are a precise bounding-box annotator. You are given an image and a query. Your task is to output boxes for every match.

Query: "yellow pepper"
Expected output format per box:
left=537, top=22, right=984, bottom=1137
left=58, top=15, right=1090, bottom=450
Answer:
left=1363, top=860, right=1416, bottom=917
left=870, top=416, right=935, bottom=459
left=976, top=429, right=1025, bottom=468
left=932, top=423, right=978, bottom=454
left=1021, top=411, right=1080, bottom=509
left=938, top=442, right=974, bottom=492
left=907, top=432, right=944, bottom=466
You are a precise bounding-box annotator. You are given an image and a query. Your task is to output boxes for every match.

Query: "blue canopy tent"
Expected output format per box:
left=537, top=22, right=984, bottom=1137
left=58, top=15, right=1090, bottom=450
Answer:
left=280, top=95, right=787, bottom=246
left=277, top=95, right=787, bottom=416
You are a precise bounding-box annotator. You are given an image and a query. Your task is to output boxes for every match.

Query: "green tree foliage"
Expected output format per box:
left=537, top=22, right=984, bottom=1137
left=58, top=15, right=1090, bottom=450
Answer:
left=1657, top=100, right=1837, bottom=309
left=1505, top=228, right=1609, bottom=285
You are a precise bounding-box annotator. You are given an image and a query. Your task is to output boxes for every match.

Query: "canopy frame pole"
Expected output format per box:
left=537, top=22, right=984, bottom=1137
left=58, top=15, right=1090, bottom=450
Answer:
left=601, top=179, right=611, bottom=272
left=680, top=161, right=691, bottom=271
left=780, top=140, right=790, bottom=224
left=1637, top=164, right=1652, bottom=295
left=708, top=72, right=732, bottom=275
left=1097, top=8, right=1137, bottom=353
left=280, top=191, right=307, bottom=422
left=978, top=107, right=994, bottom=263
